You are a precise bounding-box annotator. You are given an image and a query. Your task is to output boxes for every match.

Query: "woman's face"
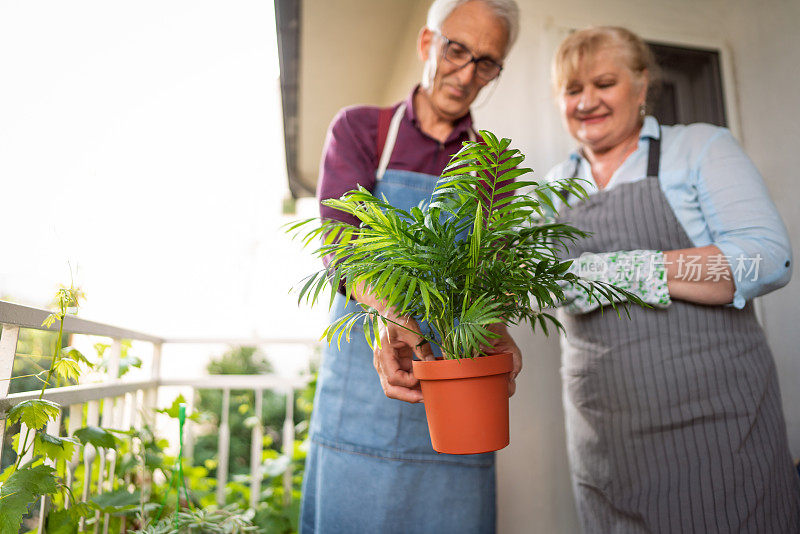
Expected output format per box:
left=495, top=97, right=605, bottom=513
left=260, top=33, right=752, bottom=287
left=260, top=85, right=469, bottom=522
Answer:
left=558, top=47, right=647, bottom=153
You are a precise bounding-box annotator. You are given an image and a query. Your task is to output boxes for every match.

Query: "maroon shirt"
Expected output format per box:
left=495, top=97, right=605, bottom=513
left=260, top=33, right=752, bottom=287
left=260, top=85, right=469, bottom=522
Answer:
left=317, top=85, right=476, bottom=226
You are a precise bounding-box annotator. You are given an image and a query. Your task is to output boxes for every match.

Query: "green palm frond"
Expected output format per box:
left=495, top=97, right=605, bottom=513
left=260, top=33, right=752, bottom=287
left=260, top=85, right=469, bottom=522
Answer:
left=288, top=130, right=641, bottom=359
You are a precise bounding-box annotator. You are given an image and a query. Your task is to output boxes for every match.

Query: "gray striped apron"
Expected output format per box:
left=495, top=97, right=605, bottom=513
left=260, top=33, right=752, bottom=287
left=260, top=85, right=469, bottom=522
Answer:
left=556, top=133, right=800, bottom=533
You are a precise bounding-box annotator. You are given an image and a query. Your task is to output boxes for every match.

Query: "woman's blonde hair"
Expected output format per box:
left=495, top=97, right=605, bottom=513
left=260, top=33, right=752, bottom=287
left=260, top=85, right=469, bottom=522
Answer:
left=552, top=26, right=660, bottom=103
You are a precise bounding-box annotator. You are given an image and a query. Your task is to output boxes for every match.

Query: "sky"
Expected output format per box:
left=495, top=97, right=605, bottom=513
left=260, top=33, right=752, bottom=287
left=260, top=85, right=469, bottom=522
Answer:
left=0, top=1, right=328, bottom=365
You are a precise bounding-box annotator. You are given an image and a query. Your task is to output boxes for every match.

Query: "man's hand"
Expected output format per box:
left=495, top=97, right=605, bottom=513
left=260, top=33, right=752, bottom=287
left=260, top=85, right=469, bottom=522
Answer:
left=373, top=314, right=435, bottom=403
left=483, top=323, right=522, bottom=397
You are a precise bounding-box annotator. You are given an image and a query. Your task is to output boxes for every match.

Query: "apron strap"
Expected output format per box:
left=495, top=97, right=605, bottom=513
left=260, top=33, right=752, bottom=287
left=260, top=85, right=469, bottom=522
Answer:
left=570, top=155, right=581, bottom=179
left=375, top=107, right=393, bottom=170
left=646, top=126, right=662, bottom=177
left=376, top=104, right=478, bottom=181
left=376, top=103, right=406, bottom=181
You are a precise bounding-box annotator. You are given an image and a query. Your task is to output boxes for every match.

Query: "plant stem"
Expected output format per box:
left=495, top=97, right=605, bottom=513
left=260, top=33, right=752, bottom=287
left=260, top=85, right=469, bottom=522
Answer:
left=0, top=370, right=50, bottom=382
left=13, top=428, right=32, bottom=471
left=39, top=312, right=65, bottom=400
left=375, top=314, right=445, bottom=353
left=13, top=312, right=65, bottom=471
left=431, top=317, right=454, bottom=359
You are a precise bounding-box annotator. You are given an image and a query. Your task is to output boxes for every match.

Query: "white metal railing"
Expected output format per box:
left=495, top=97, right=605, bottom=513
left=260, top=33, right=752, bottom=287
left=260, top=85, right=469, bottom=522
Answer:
left=0, top=299, right=317, bottom=531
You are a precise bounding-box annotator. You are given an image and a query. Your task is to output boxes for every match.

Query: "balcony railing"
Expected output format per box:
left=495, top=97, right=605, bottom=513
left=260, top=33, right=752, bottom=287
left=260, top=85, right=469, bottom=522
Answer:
left=0, top=299, right=318, bottom=532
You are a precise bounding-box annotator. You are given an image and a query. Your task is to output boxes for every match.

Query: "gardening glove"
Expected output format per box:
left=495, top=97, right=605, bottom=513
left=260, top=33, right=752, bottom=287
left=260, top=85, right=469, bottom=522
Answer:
left=560, top=250, right=671, bottom=314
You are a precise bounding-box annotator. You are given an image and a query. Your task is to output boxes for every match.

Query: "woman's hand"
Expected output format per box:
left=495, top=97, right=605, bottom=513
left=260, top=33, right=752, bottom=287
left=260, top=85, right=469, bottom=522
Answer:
left=560, top=250, right=671, bottom=314
left=372, top=313, right=435, bottom=403
left=560, top=246, right=736, bottom=314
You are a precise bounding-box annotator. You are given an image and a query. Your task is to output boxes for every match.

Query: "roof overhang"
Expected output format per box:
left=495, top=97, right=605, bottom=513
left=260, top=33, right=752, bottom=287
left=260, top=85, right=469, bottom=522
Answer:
left=275, top=0, right=426, bottom=198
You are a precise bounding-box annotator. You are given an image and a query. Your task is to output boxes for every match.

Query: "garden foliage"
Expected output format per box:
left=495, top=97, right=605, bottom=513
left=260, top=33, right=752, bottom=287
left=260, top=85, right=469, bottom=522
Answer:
left=0, top=289, right=314, bottom=533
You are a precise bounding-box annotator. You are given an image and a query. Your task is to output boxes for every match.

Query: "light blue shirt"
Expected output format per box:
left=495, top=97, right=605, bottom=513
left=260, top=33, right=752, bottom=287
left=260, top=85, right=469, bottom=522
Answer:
left=544, top=116, right=793, bottom=309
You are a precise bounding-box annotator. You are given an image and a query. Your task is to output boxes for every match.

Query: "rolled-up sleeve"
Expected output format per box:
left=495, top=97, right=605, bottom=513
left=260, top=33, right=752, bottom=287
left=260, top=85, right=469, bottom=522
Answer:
left=693, top=129, right=792, bottom=308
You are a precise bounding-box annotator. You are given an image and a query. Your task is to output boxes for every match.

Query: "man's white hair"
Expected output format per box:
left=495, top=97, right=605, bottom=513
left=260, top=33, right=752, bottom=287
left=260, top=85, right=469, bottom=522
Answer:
left=426, top=0, right=520, bottom=52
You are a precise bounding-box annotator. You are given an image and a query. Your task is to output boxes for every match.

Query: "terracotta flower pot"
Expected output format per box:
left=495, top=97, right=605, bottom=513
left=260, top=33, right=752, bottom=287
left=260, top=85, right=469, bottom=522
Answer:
left=412, top=352, right=513, bottom=455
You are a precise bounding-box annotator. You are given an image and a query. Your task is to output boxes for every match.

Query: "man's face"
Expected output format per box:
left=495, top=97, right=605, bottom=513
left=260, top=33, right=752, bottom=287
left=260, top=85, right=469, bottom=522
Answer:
left=418, top=1, right=509, bottom=120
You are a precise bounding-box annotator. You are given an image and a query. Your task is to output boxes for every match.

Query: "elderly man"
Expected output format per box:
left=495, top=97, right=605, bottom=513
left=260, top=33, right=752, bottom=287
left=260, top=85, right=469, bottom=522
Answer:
left=301, top=1, right=521, bottom=532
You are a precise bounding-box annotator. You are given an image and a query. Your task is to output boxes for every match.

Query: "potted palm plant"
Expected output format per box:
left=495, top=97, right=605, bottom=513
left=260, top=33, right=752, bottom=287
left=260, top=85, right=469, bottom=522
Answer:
left=288, top=130, right=639, bottom=454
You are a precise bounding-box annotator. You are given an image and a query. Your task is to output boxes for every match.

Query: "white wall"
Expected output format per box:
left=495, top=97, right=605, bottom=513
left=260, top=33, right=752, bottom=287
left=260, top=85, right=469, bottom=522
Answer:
left=381, top=1, right=800, bottom=532
left=721, top=0, right=800, bottom=456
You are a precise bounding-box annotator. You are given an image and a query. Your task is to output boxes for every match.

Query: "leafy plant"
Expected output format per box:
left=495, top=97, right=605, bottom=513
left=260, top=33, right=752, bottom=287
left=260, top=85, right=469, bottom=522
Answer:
left=0, top=462, right=59, bottom=533
left=290, top=130, right=641, bottom=359
left=1, top=284, right=313, bottom=533
left=95, top=340, right=142, bottom=378
left=8, top=329, right=78, bottom=395
left=0, top=286, right=92, bottom=533
left=132, top=505, right=258, bottom=533
left=0, top=287, right=172, bottom=533
left=192, top=347, right=317, bottom=533
left=193, top=347, right=285, bottom=478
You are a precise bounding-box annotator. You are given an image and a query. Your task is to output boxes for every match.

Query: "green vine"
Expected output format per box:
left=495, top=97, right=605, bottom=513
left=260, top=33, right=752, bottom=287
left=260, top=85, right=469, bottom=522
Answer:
left=0, top=287, right=265, bottom=533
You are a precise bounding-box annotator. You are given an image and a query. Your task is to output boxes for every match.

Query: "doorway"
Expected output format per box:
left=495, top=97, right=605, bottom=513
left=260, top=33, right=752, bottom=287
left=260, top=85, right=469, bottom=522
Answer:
left=648, top=42, right=727, bottom=127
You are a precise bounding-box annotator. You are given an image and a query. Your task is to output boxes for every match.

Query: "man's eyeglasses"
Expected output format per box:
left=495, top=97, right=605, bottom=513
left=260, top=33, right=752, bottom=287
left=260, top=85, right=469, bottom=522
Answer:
left=436, top=32, right=503, bottom=82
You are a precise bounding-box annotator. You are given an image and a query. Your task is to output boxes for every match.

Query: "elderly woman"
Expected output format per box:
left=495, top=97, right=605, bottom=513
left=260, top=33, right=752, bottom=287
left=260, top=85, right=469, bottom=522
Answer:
left=547, top=26, right=800, bottom=532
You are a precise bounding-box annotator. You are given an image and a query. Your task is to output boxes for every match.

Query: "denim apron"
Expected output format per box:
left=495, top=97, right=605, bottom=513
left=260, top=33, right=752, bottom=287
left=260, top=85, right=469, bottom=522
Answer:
left=557, top=132, right=800, bottom=533
left=300, top=104, right=497, bottom=534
